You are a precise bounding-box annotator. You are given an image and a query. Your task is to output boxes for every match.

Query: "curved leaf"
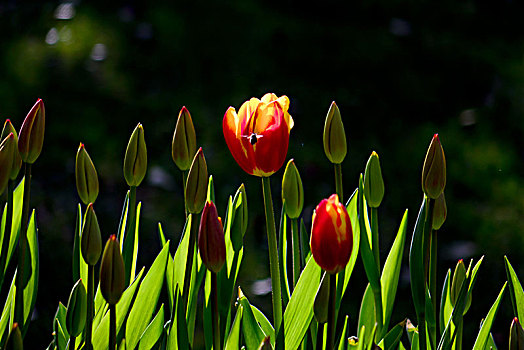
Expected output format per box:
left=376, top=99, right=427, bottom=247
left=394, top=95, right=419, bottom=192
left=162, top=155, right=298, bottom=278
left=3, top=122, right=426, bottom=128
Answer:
left=472, top=283, right=506, bottom=350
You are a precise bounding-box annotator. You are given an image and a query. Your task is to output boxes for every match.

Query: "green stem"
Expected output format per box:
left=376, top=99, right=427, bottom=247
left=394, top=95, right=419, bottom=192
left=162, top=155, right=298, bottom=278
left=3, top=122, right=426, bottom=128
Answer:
left=15, top=163, right=31, bottom=330
left=334, top=163, right=343, bottom=201
left=211, top=272, right=221, bottom=350
left=68, top=335, right=75, bottom=350
left=123, top=185, right=137, bottom=286
left=109, top=304, right=116, bottom=350
left=291, top=218, right=300, bottom=289
left=316, top=323, right=324, bottom=350
left=455, top=318, right=463, bottom=350
left=85, top=265, right=94, bottom=350
left=182, top=214, right=197, bottom=308
left=419, top=314, right=427, bottom=350
left=261, top=177, right=283, bottom=334
left=372, top=285, right=384, bottom=341
left=370, top=207, right=380, bottom=276
left=423, top=199, right=435, bottom=283
left=0, top=179, right=14, bottom=288
left=430, top=229, right=437, bottom=349
left=182, top=170, right=188, bottom=218
left=326, top=273, right=336, bottom=349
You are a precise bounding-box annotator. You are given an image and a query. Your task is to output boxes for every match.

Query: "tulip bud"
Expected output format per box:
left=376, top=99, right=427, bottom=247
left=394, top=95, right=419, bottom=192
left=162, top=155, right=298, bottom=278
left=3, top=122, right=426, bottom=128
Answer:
left=18, top=98, right=45, bottom=164
left=323, top=101, right=347, bottom=164
left=75, top=143, right=99, bottom=205
left=364, top=151, right=385, bottom=208
left=422, top=134, right=446, bottom=199
left=282, top=159, right=304, bottom=219
left=81, top=204, right=102, bottom=266
left=1, top=120, right=22, bottom=180
left=0, top=133, right=16, bottom=195
left=450, top=259, right=472, bottom=314
left=310, top=194, right=353, bottom=274
left=185, top=148, right=208, bottom=214
left=5, top=323, right=23, bottom=350
left=432, top=192, right=447, bottom=230
left=172, top=106, right=197, bottom=171
left=313, top=273, right=329, bottom=324
left=230, top=183, right=248, bottom=252
left=100, top=235, right=125, bottom=305
left=123, top=123, right=147, bottom=187
left=257, top=336, right=273, bottom=350
left=66, top=279, right=87, bottom=337
left=198, top=201, right=226, bottom=273
left=509, top=318, right=524, bottom=350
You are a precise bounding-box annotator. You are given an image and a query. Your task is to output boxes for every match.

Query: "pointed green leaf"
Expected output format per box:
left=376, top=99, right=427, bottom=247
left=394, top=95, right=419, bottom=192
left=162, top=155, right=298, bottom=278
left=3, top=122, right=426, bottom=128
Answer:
left=72, top=204, right=88, bottom=284
left=1, top=178, right=24, bottom=275
left=504, top=256, right=524, bottom=322
left=158, top=223, right=167, bottom=248
left=0, top=271, right=16, bottom=342
left=56, top=319, right=68, bottom=350
left=379, top=319, right=406, bottom=350
left=279, top=204, right=291, bottom=306
left=358, top=284, right=375, bottom=344
left=238, top=290, right=265, bottom=349
left=173, top=215, right=192, bottom=294
left=337, top=315, right=349, bottom=350
left=251, top=304, right=275, bottom=347
left=472, top=283, right=506, bottom=350
left=225, top=304, right=243, bottom=350
left=409, top=196, right=427, bottom=319
left=138, top=304, right=165, bottom=350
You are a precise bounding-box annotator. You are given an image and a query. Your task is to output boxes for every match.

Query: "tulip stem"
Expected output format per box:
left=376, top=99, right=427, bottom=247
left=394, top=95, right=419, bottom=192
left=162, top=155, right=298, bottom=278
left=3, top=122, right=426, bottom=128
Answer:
left=182, top=170, right=189, bottom=218
left=327, top=273, right=336, bottom=349
left=370, top=207, right=380, bottom=279
left=0, top=179, right=14, bottom=288
left=334, top=163, right=343, bottom=201
left=85, top=264, right=94, bottom=350
left=182, top=214, right=197, bottom=309
left=291, top=218, right=300, bottom=289
left=261, top=177, right=283, bottom=334
left=15, top=163, right=31, bottom=331
left=123, top=185, right=137, bottom=287
left=109, top=304, right=116, bottom=350
left=211, top=271, right=221, bottom=350
left=429, top=228, right=437, bottom=348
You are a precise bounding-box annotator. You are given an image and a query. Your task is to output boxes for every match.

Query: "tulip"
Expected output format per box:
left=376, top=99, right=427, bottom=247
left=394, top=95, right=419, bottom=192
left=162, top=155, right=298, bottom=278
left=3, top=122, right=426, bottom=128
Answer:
left=510, top=318, right=524, bottom=350
left=364, top=151, right=385, bottom=208
left=230, top=183, right=248, bottom=252
left=323, top=101, right=347, bottom=164
left=422, top=134, right=446, bottom=199
left=1, top=120, right=22, bottom=180
left=450, top=259, right=472, bottom=314
left=66, top=279, right=87, bottom=337
left=172, top=106, right=197, bottom=171
left=0, top=133, right=16, bottom=195
left=75, top=143, right=99, bottom=205
left=100, top=235, right=125, bottom=305
left=432, top=192, right=447, bottom=230
left=185, top=148, right=208, bottom=214
left=282, top=159, right=304, bottom=219
left=5, top=323, right=23, bottom=350
left=310, top=194, right=353, bottom=274
left=223, top=93, right=294, bottom=177
left=123, top=123, right=147, bottom=187
left=81, top=204, right=102, bottom=266
left=18, top=99, right=45, bottom=164
left=198, top=201, right=226, bottom=273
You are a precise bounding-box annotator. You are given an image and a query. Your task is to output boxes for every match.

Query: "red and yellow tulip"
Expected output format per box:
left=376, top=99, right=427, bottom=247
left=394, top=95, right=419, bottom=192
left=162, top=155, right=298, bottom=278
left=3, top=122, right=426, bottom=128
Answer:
left=223, top=93, right=294, bottom=177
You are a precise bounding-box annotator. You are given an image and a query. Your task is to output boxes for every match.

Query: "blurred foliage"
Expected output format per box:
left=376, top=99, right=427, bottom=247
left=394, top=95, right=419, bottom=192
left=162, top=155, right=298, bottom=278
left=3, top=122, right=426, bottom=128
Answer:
left=0, top=0, right=522, bottom=347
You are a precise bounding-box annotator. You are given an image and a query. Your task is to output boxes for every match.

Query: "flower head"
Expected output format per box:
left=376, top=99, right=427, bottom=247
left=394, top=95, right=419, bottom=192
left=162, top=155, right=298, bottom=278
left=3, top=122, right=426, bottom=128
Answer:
left=223, top=93, right=294, bottom=177
left=100, top=235, right=125, bottom=305
left=124, top=123, right=147, bottom=187
left=172, top=106, right=197, bottom=171
left=76, top=143, right=99, bottom=204
left=282, top=159, right=304, bottom=219
left=18, top=98, right=45, bottom=164
left=323, top=101, right=347, bottom=164
left=310, top=194, right=353, bottom=274
left=198, top=201, right=226, bottom=273
left=1, top=120, right=22, bottom=180
left=422, top=134, right=446, bottom=199
left=364, top=151, right=385, bottom=208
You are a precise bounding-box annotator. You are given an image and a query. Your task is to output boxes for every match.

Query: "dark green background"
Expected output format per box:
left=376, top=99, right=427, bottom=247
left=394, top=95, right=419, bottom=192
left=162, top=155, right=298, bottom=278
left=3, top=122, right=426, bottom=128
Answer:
left=0, top=1, right=522, bottom=347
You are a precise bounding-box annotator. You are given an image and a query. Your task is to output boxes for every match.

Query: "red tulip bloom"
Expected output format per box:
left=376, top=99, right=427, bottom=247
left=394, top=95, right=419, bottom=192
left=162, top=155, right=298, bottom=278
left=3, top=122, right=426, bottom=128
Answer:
left=310, top=194, right=353, bottom=274
left=223, top=93, right=294, bottom=177
left=198, top=201, right=226, bottom=273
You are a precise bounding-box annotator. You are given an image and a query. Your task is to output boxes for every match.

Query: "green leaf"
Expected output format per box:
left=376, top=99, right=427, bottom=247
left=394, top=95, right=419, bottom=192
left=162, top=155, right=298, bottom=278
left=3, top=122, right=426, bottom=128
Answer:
left=486, top=332, right=498, bottom=350
left=238, top=289, right=265, bottom=349
left=284, top=255, right=322, bottom=350
left=378, top=319, right=406, bottom=350
left=439, top=269, right=452, bottom=337
left=337, top=315, right=349, bottom=350
left=279, top=204, right=291, bottom=307
left=173, top=215, right=192, bottom=295
left=187, top=250, right=205, bottom=345
left=158, top=223, right=167, bottom=248
left=251, top=304, right=275, bottom=347
left=504, top=256, right=524, bottom=322
left=116, top=191, right=129, bottom=243
left=357, top=284, right=375, bottom=344
left=72, top=204, right=87, bottom=285
left=207, top=175, right=215, bottom=203
left=138, top=304, right=165, bottom=350
left=202, top=270, right=213, bottom=350
left=406, top=321, right=419, bottom=350
left=167, top=290, right=189, bottom=350
left=1, top=178, right=24, bottom=276
left=409, top=196, right=427, bottom=320
left=129, top=201, right=141, bottom=284
left=126, top=241, right=169, bottom=349
left=0, top=271, right=16, bottom=343
left=225, top=304, right=243, bottom=350
left=381, top=210, right=408, bottom=331
left=56, top=319, right=68, bottom=350
left=472, top=283, right=506, bottom=350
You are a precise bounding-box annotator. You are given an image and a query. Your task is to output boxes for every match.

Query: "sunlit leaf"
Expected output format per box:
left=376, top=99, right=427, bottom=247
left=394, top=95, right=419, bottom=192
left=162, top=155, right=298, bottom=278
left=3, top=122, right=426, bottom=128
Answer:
left=225, top=304, right=243, bottom=350
left=504, top=256, right=524, bottom=322
left=472, top=283, right=506, bottom=350
left=138, top=303, right=165, bottom=350
left=238, top=289, right=265, bottom=349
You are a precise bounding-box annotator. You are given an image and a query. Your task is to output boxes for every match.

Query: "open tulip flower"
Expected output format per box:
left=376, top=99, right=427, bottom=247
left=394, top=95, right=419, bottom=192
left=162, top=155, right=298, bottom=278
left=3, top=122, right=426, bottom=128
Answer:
left=310, top=194, right=353, bottom=274
left=223, top=93, right=294, bottom=177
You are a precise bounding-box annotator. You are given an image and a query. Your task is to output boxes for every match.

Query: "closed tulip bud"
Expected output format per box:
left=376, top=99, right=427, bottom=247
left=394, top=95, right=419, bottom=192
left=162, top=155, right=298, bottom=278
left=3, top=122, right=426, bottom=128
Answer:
left=450, top=259, right=472, bottom=313
left=282, top=159, right=304, bottom=219
left=422, top=134, right=446, bottom=199
left=100, top=235, right=125, bottom=305
left=258, top=336, right=273, bottom=350
left=230, top=183, right=248, bottom=252
left=310, top=194, right=353, bottom=274
left=185, top=148, right=208, bottom=214
left=198, top=201, right=226, bottom=273
left=75, top=143, right=99, bottom=204
left=123, top=123, right=147, bottom=187
left=509, top=318, right=524, bottom=350
left=364, top=151, right=385, bottom=208
left=432, top=192, right=447, bottom=230
left=323, top=101, right=347, bottom=164
left=313, top=273, right=329, bottom=324
left=81, top=204, right=102, bottom=266
left=1, top=120, right=22, bottom=180
left=5, top=323, right=23, bottom=350
left=172, top=106, right=197, bottom=171
left=66, top=279, right=87, bottom=337
left=0, top=133, right=16, bottom=195
left=18, top=99, right=45, bottom=164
